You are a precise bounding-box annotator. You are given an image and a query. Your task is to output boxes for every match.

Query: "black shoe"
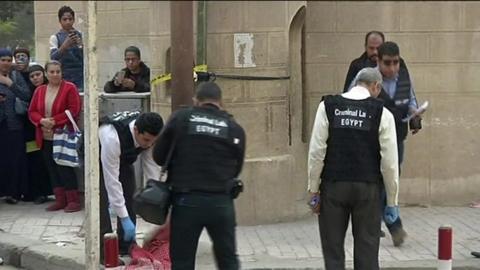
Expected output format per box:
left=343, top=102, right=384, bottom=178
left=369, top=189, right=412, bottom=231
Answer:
left=5, top=196, right=18, bottom=204
left=391, top=227, right=407, bottom=247
left=34, top=196, right=48, bottom=204
left=380, top=230, right=386, bottom=238
left=472, top=251, right=480, bottom=258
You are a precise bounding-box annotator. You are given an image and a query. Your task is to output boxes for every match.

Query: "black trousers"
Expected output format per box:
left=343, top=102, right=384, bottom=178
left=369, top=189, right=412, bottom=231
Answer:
left=0, top=126, right=27, bottom=199
left=319, top=181, right=381, bottom=270
left=41, top=140, right=77, bottom=190
left=23, top=150, right=52, bottom=199
left=99, top=162, right=136, bottom=262
left=170, top=193, right=239, bottom=270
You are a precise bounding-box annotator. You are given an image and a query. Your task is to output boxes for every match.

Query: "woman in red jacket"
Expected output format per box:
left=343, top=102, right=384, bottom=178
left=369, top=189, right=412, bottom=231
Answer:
left=28, top=60, right=82, bottom=212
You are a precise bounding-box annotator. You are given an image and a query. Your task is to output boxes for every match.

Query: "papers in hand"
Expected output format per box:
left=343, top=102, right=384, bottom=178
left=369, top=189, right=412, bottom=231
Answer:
left=402, top=101, right=429, bottom=122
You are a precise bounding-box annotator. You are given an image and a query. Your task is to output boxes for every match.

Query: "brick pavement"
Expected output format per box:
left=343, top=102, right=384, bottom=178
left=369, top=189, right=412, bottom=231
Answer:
left=1, top=201, right=480, bottom=269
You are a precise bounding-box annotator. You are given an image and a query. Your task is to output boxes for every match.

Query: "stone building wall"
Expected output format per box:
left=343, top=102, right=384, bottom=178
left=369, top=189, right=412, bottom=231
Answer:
left=34, top=1, right=480, bottom=224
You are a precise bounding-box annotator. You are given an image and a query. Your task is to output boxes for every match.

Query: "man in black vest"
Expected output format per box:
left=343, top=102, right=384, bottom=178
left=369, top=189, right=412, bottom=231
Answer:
left=98, top=111, right=164, bottom=263
left=153, top=82, right=246, bottom=270
left=308, top=67, right=399, bottom=270
left=343, top=31, right=411, bottom=93
left=377, top=41, right=422, bottom=247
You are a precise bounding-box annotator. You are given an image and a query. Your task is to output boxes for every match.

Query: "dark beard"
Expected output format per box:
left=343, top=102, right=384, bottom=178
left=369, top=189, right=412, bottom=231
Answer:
left=366, top=57, right=377, bottom=67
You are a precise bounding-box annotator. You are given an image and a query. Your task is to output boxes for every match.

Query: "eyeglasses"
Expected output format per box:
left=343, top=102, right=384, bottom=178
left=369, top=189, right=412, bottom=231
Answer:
left=382, top=59, right=399, bottom=66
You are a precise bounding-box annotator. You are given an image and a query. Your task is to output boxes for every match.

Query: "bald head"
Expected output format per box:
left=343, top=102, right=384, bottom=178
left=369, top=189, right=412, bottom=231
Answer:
left=355, top=67, right=382, bottom=97
left=356, top=67, right=382, bottom=86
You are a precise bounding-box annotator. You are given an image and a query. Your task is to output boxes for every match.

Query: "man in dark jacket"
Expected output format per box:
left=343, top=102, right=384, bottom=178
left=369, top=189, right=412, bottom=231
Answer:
left=343, top=31, right=410, bottom=93
left=0, top=48, right=30, bottom=204
left=104, top=46, right=151, bottom=93
left=376, top=41, right=422, bottom=247
left=153, top=82, right=246, bottom=270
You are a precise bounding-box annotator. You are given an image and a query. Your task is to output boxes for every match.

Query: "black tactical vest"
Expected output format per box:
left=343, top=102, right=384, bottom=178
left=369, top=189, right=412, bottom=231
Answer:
left=169, top=106, right=240, bottom=193
left=100, top=111, right=143, bottom=165
left=378, top=66, right=411, bottom=141
left=320, top=95, right=384, bottom=183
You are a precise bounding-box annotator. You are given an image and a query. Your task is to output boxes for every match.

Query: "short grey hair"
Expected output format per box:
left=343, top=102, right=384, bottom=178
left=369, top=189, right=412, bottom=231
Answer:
left=355, top=67, right=382, bottom=86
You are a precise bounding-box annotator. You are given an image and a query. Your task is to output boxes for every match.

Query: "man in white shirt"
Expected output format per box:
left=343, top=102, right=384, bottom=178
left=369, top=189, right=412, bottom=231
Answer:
left=98, top=111, right=163, bottom=263
left=308, top=68, right=399, bottom=270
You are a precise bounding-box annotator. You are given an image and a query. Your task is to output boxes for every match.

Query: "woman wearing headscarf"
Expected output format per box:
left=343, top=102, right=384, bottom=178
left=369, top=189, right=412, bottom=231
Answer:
left=23, top=65, right=52, bottom=204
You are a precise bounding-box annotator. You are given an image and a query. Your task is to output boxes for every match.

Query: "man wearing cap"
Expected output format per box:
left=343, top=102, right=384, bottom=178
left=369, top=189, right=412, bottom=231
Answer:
left=103, top=46, right=151, bottom=93
left=308, top=67, right=399, bottom=270
left=153, top=82, right=246, bottom=270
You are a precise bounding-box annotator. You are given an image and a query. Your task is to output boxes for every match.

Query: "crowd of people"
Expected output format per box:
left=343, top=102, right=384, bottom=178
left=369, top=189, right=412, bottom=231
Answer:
left=0, top=5, right=152, bottom=210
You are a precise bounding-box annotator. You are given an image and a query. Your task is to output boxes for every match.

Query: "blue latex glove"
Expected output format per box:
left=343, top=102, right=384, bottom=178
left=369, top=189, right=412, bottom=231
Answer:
left=120, top=217, right=136, bottom=242
left=384, top=206, right=399, bottom=225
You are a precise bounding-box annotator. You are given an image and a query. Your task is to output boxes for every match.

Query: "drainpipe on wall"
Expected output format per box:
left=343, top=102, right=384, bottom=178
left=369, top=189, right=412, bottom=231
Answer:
left=196, top=1, right=207, bottom=65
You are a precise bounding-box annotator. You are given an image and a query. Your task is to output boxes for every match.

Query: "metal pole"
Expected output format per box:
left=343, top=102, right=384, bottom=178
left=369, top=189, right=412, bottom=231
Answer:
left=171, top=1, right=194, bottom=111
left=84, top=1, right=100, bottom=269
left=196, top=1, right=207, bottom=65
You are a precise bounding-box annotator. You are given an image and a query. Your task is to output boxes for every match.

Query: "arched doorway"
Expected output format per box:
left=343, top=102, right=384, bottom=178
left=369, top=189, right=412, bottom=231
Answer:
left=288, top=6, right=309, bottom=203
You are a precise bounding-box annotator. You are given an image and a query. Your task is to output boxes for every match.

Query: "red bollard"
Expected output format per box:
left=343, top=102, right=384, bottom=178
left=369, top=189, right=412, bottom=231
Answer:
left=104, top=232, right=119, bottom=268
left=438, top=225, right=453, bottom=270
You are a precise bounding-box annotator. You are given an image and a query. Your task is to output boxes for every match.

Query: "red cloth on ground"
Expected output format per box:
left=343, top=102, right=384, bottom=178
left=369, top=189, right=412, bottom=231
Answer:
left=126, top=223, right=171, bottom=270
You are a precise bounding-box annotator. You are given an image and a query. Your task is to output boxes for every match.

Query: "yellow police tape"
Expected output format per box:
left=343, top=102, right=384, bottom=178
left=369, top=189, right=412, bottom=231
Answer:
left=150, top=64, right=208, bottom=87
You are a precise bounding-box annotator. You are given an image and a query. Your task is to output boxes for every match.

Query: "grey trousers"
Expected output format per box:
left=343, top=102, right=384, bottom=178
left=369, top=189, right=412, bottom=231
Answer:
left=319, top=181, right=381, bottom=270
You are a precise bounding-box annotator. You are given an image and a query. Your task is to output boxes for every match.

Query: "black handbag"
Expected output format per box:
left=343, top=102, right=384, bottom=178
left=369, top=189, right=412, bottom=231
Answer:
left=133, top=179, right=171, bottom=225
left=133, top=134, right=177, bottom=225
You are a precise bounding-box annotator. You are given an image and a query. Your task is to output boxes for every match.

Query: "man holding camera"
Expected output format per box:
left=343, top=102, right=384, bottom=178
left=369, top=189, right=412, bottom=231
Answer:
left=103, top=46, right=151, bottom=93
left=153, top=82, right=246, bottom=270
left=49, top=6, right=84, bottom=92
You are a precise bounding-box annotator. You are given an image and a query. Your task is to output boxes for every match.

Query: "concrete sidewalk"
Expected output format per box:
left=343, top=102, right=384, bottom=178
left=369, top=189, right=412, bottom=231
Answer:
left=1, top=202, right=480, bottom=269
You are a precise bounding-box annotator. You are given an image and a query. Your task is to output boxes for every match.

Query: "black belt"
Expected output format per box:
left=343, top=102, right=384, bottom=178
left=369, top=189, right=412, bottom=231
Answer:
left=172, top=187, right=227, bottom=195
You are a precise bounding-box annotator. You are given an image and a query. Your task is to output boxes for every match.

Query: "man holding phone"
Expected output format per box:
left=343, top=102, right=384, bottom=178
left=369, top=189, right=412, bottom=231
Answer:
left=308, top=67, right=399, bottom=270
left=49, top=5, right=84, bottom=92
left=104, top=46, right=151, bottom=93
